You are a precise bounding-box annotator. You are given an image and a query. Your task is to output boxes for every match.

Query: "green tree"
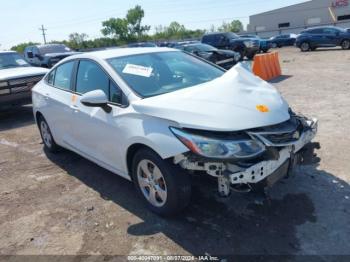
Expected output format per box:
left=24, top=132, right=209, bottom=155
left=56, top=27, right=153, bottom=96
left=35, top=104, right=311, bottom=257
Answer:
left=101, top=5, right=150, bottom=41
left=102, top=18, right=129, bottom=41
left=126, top=5, right=150, bottom=38
left=218, top=20, right=243, bottom=33
left=68, top=32, right=89, bottom=49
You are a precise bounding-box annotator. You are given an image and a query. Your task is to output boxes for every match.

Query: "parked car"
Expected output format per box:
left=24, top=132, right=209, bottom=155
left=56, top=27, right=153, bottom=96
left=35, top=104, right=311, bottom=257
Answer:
left=239, top=34, right=272, bottom=53
left=32, top=47, right=317, bottom=215
left=127, top=42, right=157, bottom=48
left=269, top=34, right=297, bottom=48
left=0, top=51, right=48, bottom=107
left=175, top=42, right=241, bottom=69
left=202, top=32, right=260, bottom=60
left=24, top=44, right=79, bottom=68
left=296, top=26, right=350, bottom=51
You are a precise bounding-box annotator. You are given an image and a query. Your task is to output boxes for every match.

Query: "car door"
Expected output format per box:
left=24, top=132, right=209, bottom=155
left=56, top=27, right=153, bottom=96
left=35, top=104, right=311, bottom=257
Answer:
left=24, top=47, right=34, bottom=65
left=32, top=47, right=42, bottom=66
left=322, top=28, right=339, bottom=46
left=43, top=60, right=77, bottom=147
left=308, top=29, right=324, bottom=47
left=69, top=59, right=126, bottom=172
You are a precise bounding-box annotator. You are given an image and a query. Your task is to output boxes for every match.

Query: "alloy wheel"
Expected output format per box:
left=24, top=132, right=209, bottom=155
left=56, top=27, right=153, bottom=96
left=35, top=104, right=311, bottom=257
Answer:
left=342, top=40, right=350, bottom=50
left=137, top=159, right=167, bottom=207
left=301, top=42, right=310, bottom=52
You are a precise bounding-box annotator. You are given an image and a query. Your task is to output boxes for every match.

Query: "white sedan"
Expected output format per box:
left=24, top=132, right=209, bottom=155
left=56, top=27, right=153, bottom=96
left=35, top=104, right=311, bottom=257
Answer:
left=32, top=47, right=317, bottom=215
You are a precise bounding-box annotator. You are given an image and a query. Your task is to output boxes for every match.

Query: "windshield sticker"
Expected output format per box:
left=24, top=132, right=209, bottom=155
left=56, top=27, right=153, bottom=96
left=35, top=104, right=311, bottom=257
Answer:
left=16, top=59, right=27, bottom=65
left=122, top=64, right=153, bottom=78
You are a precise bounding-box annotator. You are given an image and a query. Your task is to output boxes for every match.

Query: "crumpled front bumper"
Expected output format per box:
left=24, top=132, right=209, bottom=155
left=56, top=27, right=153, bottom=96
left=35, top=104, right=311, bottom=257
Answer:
left=227, top=117, right=318, bottom=185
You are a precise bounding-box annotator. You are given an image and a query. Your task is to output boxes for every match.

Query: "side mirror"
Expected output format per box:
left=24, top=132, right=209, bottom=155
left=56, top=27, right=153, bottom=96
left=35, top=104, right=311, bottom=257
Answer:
left=27, top=52, right=34, bottom=59
left=80, top=90, right=112, bottom=113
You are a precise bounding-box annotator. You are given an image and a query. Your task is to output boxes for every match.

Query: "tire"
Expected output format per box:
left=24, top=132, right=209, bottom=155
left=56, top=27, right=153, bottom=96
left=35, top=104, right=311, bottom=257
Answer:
left=131, top=148, right=191, bottom=216
left=38, top=115, right=60, bottom=153
left=300, top=42, right=310, bottom=52
left=341, top=39, right=350, bottom=50
left=246, top=53, right=255, bottom=60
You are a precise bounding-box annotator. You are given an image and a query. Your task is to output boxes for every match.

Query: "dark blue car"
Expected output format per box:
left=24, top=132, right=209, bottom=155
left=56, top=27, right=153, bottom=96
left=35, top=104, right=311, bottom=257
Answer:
left=296, top=26, right=350, bottom=52
left=269, top=34, right=297, bottom=48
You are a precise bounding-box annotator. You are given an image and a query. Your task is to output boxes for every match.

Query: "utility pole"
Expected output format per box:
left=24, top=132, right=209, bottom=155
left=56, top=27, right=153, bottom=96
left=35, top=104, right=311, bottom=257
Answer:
left=39, top=25, right=47, bottom=44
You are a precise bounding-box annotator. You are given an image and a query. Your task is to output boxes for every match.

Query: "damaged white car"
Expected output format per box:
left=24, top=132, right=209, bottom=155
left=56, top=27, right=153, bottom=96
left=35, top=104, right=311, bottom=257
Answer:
left=32, top=48, right=317, bottom=215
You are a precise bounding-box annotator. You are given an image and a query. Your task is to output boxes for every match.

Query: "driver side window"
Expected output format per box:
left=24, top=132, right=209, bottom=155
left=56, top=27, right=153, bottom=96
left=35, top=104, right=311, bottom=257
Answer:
left=76, top=60, right=109, bottom=96
left=76, top=60, right=126, bottom=105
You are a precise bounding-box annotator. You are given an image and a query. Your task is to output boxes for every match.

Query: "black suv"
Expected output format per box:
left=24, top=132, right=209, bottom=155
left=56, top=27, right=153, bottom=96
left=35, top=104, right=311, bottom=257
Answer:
left=24, top=44, right=79, bottom=68
left=201, top=32, right=260, bottom=60
left=296, top=26, right=350, bottom=52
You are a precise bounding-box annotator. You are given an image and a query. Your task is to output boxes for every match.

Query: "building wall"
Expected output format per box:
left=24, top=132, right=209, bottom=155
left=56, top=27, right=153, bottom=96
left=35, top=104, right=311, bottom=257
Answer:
left=247, top=0, right=350, bottom=37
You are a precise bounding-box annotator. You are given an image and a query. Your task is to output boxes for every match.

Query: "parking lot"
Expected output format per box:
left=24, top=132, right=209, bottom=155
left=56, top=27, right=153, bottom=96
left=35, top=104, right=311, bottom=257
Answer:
left=1, top=47, right=350, bottom=258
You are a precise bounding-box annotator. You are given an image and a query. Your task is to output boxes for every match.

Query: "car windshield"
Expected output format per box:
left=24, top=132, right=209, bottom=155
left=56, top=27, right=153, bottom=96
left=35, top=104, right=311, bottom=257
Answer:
left=38, top=45, right=72, bottom=55
left=189, top=44, right=217, bottom=52
left=0, top=53, right=30, bottom=69
left=108, top=51, right=224, bottom=98
left=225, top=32, right=239, bottom=39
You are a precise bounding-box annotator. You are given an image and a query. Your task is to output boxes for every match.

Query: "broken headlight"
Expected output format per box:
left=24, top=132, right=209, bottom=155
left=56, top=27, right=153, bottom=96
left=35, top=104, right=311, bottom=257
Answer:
left=170, top=127, right=266, bottom=159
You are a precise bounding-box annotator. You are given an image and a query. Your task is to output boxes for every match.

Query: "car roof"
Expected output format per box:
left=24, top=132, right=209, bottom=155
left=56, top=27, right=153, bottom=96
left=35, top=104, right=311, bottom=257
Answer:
left=68, top=47, right=179, bottom=60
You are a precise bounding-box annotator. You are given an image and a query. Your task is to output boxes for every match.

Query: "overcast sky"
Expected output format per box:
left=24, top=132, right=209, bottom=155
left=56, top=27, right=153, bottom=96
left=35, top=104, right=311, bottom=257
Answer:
left=0, top=0, right=307, bottom=49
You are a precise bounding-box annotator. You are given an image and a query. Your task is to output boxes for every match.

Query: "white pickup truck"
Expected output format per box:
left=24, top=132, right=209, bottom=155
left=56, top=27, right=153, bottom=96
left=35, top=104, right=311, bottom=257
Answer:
left=0, top=51, right=48, bottom=107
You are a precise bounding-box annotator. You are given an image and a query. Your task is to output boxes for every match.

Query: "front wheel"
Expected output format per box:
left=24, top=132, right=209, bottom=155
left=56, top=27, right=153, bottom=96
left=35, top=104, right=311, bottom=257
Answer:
left=132, top=148, right=191, bottom=216
left=341, top=39, right=350, bottom=50
left=246, top=53, right=256, bottom=60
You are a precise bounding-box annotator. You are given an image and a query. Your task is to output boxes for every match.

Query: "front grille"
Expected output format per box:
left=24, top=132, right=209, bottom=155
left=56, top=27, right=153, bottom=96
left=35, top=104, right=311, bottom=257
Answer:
left=9, top=75, right=43, bottom=86
left=248, top=117, right=304, bottom=146
left=0, top=74, right=45, bottom=96
left=262, top=129, right=301, bottom=144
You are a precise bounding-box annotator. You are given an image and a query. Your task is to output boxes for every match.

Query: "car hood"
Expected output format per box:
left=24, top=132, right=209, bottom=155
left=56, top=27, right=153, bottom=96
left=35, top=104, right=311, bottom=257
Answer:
left=0, top=66, right=49, bottom=81
left=132, top=63, right=290, bottom=132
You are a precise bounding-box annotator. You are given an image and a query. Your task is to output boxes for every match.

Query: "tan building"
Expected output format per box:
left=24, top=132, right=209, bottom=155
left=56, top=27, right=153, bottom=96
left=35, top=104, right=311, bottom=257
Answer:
left=247, top=0, right=350, bottom=37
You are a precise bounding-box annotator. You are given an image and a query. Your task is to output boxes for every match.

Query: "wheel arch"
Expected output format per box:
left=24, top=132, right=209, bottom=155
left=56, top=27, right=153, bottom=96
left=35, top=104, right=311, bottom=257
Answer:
left=35, top=110, right=44, bottom=127
left=126, top=143, right=162, bottom=180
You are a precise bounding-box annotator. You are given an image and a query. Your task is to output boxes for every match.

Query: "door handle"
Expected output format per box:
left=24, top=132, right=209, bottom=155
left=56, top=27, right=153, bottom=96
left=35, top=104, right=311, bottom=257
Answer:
left=44, top=93, right=50, bottom=100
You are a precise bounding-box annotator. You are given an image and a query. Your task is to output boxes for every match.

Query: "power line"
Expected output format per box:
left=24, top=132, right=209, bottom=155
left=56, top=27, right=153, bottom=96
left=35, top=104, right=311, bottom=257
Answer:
left=39, top=25, right=47, bottom=44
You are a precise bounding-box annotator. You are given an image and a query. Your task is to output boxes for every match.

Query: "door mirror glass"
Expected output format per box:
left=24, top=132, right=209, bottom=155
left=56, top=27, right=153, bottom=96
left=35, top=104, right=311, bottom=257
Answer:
left=27, top=52, right=34, bottom=59
left=80, top=89, right=111, bottom=113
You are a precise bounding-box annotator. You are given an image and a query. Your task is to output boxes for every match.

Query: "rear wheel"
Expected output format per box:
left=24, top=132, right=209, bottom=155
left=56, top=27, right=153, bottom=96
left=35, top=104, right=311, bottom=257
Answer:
left=300, top=42, right=310, bottom=52
left=132, top=148, right=191, bottom=216
left=341, top=39, right=350, bottom=50
left=38, top=116, right=60, bottom=153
